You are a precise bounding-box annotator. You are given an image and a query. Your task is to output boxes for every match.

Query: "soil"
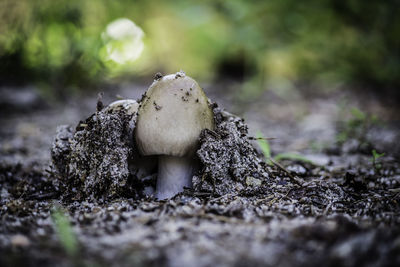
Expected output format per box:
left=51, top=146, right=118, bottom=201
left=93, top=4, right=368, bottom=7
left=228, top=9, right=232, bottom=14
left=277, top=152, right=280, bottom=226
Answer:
left=1, top=80, right=400, bottom=267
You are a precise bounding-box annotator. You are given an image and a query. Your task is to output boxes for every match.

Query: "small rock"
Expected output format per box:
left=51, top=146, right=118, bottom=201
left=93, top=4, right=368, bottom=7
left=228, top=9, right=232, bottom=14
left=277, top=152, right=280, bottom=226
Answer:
left=11, top=234, right=30, bottom=248
left=287, top=165, right=307, bottom=176
left=246, top=176, right=262, bottom=187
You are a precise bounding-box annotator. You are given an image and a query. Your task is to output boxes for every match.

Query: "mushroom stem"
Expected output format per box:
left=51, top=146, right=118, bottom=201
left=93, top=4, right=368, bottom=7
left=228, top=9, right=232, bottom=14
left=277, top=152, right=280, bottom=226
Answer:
left=156, top=155, right=194, bottom=199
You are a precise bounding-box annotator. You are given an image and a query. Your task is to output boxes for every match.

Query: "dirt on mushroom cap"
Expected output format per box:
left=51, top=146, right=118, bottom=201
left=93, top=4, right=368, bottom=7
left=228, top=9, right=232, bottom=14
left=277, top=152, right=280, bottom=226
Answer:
left=135, top=72, right=214, bottom=157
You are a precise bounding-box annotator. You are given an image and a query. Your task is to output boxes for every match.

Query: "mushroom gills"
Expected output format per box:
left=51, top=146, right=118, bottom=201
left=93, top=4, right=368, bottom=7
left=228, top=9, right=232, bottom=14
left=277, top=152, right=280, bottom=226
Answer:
left=156, top=155, right=194, bottom=199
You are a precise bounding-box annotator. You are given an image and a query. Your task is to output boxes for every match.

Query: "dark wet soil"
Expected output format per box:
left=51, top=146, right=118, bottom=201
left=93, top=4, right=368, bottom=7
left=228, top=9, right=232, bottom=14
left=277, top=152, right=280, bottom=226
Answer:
left=1, top=82, right=400, bottom=267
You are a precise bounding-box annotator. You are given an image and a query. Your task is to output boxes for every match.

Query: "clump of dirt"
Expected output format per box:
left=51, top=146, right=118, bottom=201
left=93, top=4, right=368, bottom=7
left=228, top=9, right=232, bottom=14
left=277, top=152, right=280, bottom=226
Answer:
left=194, top=104, right=270, bottom=195
left=51, top=106, right=144, bottom=202
left=51, top=125, right=74, bottom=181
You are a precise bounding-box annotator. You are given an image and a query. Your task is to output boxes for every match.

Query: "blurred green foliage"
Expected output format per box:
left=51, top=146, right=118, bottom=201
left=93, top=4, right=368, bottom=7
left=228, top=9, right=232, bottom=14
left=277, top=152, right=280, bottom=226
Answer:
left=256, top=131, right=272, bottom=165
left=0, top=0, right=399, bottom=96
left=335, top=107, right=384, bottom=156
left=51, top=207, right=78, bottom=257
left=371, top=149, right=385, bottom=170
left=256, top=131, right=315, bottom=165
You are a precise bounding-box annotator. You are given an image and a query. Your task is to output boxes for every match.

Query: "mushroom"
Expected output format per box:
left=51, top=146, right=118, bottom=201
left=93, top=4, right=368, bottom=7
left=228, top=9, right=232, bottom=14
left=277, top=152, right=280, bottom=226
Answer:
left=135, top=71, right=215, bottom=199
left=104, top=99, right=139, bottom=116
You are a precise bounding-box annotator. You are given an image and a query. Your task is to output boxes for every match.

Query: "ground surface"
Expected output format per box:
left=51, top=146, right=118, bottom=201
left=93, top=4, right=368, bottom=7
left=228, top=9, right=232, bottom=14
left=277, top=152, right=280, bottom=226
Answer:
left=1, top=82, right=400, bottom=267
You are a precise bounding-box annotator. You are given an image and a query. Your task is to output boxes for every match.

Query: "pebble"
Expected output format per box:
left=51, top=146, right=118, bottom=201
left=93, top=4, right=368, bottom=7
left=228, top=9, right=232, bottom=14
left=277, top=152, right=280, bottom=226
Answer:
left=11, top=234, right=30, bottom=248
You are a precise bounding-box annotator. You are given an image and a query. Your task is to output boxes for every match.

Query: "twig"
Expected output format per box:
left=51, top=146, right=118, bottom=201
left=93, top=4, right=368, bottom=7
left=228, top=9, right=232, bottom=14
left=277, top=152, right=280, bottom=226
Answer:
left=248, top=136, right=277, bottom=141
left=269, top=158, right=303, bottom=186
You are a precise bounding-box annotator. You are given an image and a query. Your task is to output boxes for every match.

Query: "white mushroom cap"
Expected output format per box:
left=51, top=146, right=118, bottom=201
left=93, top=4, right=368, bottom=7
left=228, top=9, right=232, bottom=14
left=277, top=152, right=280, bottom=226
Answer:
left=104, top=99, right=139, bottom=116
left=135, top=72, right=214, bottom=157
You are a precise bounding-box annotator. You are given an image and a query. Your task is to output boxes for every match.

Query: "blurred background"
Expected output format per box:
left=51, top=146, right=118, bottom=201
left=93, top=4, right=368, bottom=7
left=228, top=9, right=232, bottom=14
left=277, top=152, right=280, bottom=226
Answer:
left=1, top=0, right=400, bottom=161
left=1, top=0, right=399, bottom=100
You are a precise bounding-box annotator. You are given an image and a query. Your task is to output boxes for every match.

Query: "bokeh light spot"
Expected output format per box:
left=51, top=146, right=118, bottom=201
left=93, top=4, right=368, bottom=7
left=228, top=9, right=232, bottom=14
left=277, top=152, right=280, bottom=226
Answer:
left=101, top=18, right=144, bottom=65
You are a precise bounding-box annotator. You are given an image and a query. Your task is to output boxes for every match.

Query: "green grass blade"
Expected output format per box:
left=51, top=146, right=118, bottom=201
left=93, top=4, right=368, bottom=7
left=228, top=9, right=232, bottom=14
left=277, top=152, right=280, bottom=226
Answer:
left=52, top=207, right=78, bottom=257
left=274, top=152, right=315, bottom=165
left=256, top=131, right=272, bottom=165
